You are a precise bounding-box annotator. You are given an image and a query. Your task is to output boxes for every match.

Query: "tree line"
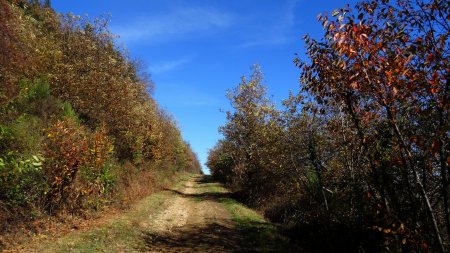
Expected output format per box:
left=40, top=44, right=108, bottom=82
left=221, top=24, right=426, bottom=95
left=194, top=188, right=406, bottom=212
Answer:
left=0, top=0, right=201, bottom=246
left=207, top=0, right=449, bottom=252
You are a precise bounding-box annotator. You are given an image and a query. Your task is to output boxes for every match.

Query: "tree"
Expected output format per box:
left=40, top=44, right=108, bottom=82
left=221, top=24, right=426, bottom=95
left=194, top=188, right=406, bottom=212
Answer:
left=295, top=0, right=449, bottom=251
left=219, top=65, right=282, bottom=202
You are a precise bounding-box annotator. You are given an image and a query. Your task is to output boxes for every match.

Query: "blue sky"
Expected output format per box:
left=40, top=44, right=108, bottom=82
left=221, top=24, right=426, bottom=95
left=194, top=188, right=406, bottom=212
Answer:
left=52, top=0, right=357, bottom=174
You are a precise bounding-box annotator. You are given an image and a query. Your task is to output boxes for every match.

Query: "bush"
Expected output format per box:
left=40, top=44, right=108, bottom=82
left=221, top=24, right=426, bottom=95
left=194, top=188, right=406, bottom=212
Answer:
left=0, top=119, right=47, bottom=206
left=0, top=153, right=47, bottom=205
left=43, top=119, right=116, bottom=213
left=9, top=114, right=44, bottom=155
left=43, top=118, right=89, bottom=213
left=19, top=78, right=50, bottom=101
left=79, top=125, right=116, bottom=208
left=14, top=78, right=62, bottom=121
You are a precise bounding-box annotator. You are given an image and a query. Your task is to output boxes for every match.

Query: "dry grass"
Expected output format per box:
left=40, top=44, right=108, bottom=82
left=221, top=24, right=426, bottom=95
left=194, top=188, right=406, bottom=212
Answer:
left=0, top=160, right=190, bottom=251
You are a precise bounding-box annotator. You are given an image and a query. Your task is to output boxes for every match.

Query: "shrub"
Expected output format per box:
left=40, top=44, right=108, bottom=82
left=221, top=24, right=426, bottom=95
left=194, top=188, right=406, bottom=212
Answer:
left=61, top=101, right=77, bottom=121
left=0, top=153, right=47, bottom=205
left=79, top=125, right=116, bottom=208
left=43, top=118, right=89, bottom=213
left=0, top=119, right=47, bottom=206
left=9, top=114, right=43, bottom=155
left=43, top=118, right=115, bottom=213
left=19, top=78, right=50, bottom=101
left=15, top=78, right=61, bottom=120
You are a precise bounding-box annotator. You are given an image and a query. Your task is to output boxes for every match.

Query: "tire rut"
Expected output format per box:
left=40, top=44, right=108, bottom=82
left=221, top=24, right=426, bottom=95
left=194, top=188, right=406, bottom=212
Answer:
left=142, top=175, right=239, bottom=252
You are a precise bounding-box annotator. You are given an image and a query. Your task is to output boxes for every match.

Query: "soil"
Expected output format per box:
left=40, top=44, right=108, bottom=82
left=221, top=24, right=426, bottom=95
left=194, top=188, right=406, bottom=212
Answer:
left=6, top=175, right=300, bottom=252
left=141, top=176, right=239, bottom=252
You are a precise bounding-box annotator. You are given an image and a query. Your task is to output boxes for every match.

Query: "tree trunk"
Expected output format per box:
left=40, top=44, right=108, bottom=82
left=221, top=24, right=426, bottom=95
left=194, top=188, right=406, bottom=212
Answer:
left=385, top=106, right=445, bottom=253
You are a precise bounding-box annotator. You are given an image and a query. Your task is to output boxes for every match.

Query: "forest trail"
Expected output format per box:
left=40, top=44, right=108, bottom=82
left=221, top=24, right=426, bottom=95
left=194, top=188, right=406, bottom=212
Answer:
left=12, top=175, right=299, bottom=252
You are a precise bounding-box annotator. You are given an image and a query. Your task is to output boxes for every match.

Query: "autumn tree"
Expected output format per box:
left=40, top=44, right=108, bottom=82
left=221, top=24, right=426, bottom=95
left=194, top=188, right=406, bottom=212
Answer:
left=208, top=0, right=448, bottom=251
left=218, top=65, right=283, bottom=202
left=296, top=0, right=449, bottom=251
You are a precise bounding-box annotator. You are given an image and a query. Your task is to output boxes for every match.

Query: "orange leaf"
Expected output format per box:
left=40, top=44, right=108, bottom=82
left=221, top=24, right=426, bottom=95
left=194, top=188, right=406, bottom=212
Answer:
left=350, top=82, right=359, bottom=89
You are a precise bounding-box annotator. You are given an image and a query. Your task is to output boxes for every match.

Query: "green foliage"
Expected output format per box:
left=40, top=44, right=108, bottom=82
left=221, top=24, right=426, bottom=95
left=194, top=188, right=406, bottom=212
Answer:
left=62, top=101, right=77, bottom=120
left=0, top=152, right=48, bottom=205
left=95, top=162, right=117, bottom=195
left=304, top=169, right=319, bottom=190
left=19, top=78, right=50, bottom=101
left=0, top=125, right=13, bottom=151
left=10, top=114, right=43, bottom=154
left=0, top=115, right=47, bottom=206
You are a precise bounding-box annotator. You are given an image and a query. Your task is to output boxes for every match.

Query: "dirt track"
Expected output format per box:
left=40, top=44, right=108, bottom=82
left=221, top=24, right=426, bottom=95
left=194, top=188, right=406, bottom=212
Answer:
left=11, top=175, right=299, bottom=252
left=142, top=176, right=238, bottom=252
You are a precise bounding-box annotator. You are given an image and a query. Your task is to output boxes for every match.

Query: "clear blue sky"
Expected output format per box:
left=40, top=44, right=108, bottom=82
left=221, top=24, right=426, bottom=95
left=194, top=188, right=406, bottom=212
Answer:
left=52, top=0, right=357, bottom=174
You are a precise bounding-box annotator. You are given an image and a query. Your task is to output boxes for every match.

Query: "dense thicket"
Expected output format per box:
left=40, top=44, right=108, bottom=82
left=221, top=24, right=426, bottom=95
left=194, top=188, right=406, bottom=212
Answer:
left=0, top=0, right=200, bottom=243
left=207, top=0, right=449, bottom=252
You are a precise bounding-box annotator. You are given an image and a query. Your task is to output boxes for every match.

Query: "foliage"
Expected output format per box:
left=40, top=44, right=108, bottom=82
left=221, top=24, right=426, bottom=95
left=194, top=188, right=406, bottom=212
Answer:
left=206, top=141, right=234, bottom=183
left=217, top=65, right=283, bottom=203
left=0, top=152, right=47, bottom=205
left=208, top=1, right=449, bottom=251
left=296, top=0, right=449, bottom=251
left=0, top=0, right=201, bottom=242
left=43, top=118, right=89, bottom=213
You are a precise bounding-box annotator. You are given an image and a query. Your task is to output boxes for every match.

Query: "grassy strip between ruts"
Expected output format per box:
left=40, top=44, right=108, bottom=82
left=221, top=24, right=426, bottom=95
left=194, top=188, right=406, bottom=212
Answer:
left=218, top=197, right=297, bottom=252
left=195, top=178, right=298, bottom=252
left=26, top=173, right=195, bottom=253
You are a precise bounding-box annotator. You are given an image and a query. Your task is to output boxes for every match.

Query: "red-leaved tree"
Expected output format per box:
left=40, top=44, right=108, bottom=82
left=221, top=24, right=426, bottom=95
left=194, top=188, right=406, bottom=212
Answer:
left=296, top=0, right=448, bottom=251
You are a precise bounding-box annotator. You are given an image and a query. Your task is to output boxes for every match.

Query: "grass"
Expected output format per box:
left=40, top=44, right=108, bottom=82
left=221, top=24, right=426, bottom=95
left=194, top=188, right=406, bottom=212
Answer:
left=196, top=177, right=296, bottom=252
left=34, top=174, right=195, bottom=253
left=172, top=173, right=194, bottom=191
left=39, top=193, right=168, bottom=252
left=218, top=197, right=294, bottom=252
left=23, top=174, right=298, bottom=252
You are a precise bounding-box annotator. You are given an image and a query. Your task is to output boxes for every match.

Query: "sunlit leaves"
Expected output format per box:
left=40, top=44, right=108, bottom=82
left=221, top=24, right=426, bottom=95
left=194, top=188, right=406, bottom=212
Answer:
left=0, top=0, right=201, bottom=219
left=296, top=0, right=449, bottom=251
left=211, top=0, right=449, bottom=251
